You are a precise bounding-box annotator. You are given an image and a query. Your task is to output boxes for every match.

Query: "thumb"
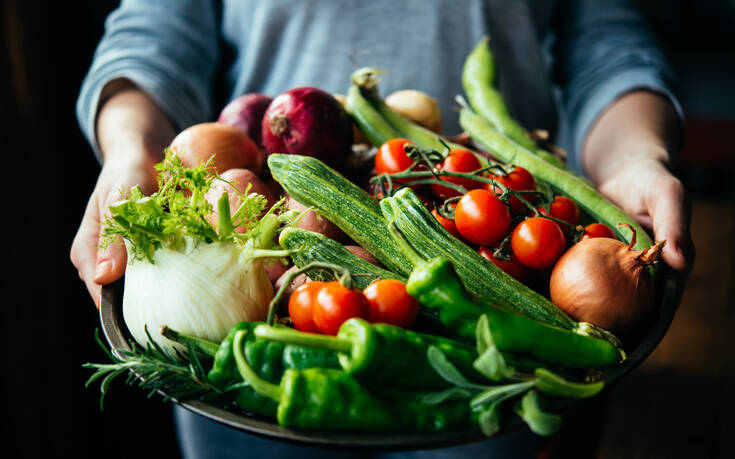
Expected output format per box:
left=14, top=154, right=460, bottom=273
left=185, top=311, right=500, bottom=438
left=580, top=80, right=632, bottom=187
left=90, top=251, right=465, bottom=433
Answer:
left=93, top=235, right=127, bottom=285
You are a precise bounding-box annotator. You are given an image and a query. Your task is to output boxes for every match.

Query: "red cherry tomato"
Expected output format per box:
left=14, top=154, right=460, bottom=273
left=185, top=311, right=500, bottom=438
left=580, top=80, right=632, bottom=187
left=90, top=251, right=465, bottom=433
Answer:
left=431, top=205, right=460, bottom=238
left=375, top=138, right=415, bottom=178
left=430, top=149, right=483, bottom=199
left=580, top=223, right=616, bottom=241
left=537, top=196, right=580, bottom=239
left=511, top=217, right=567, bottom=269
left=478, top=247, right=529, bottom=283
left=288, top=282, right=325, bottom=333
left=455, top=189, right=511, bottom=246
left=487, top=166, right=536, bottom=212
left=362, top=279, right=418, bottom=328
left=312, top=282, right=370, bottom=335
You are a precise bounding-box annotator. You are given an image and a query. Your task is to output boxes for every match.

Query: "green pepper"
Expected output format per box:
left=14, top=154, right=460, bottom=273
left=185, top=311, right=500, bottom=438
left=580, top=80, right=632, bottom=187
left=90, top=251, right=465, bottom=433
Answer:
left=232, top=330, right=471, bottom=432
left=254, top=318, right=482, bottom=390
left=406, top=258, right=624, bottom=369
left=163, top=322, right=339, bottom=417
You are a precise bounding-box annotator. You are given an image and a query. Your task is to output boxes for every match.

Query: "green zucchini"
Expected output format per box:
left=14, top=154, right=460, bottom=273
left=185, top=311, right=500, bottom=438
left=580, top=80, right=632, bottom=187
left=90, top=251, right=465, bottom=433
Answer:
left=267, top=154, right=413, bottom=276
left=279, top=227, right=405, bottom=290
left=380, top=188, right=577, bottom=331
left=459, top=108, right=653, bottom=250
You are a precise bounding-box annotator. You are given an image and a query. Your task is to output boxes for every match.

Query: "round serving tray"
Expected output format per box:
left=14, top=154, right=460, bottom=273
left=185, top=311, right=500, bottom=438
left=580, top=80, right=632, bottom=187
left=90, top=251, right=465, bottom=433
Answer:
left=98, top=265, right=681, bottom=450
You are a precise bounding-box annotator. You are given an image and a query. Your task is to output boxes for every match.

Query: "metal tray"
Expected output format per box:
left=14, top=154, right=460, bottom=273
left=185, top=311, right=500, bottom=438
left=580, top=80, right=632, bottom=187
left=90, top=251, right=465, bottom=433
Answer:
left=98, top=265, right=681, bottom=450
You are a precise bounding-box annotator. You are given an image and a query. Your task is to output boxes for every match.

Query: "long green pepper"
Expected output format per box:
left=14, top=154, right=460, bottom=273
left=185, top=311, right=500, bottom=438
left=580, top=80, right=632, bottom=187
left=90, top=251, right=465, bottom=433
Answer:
left=405, top=257, right=624, bottom=369
left=254, top=318, right=483, bottom=390
left=232, top=330, right=471, bottom=432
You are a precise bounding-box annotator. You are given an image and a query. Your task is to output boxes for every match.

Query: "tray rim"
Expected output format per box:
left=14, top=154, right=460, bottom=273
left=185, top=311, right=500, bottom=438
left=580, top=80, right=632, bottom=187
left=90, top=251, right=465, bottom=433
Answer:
left=97, top=264, right=681, bottom=450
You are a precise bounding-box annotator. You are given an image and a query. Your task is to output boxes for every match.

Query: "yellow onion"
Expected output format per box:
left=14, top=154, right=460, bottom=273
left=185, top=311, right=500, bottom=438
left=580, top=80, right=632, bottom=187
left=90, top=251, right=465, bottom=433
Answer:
left=169, top=122, right=266, bottom=175
left=549, top=227, right=665, bottom=341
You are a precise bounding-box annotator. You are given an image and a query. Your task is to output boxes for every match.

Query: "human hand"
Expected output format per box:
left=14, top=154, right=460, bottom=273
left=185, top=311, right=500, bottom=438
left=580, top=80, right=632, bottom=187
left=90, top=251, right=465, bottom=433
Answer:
left=70, top=83, right=174, bottom=306
left=70, top=157, right=158, bottom=306
left=595, top=157, right=694, bottom=273
left=582, top=91, right=694, bottom=275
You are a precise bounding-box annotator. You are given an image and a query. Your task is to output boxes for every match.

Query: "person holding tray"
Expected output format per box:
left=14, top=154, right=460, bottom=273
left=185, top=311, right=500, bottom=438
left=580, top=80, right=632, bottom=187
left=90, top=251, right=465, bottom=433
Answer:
left=71, top=1, right=694, bottom=457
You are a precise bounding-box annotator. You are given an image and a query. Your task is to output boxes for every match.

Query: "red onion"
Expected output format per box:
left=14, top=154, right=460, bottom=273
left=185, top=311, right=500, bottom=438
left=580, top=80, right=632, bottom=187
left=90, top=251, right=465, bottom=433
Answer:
left=261, top=87, right=353, bottom=167
left=217, top=93, right=273, bottom=147
left=549, top=226, right=665, bottom=341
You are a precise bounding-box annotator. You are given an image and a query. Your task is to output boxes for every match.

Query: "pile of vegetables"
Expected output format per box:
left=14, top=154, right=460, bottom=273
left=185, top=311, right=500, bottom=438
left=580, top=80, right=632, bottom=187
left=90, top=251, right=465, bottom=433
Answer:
left=84, top=37, right=666, bottom=440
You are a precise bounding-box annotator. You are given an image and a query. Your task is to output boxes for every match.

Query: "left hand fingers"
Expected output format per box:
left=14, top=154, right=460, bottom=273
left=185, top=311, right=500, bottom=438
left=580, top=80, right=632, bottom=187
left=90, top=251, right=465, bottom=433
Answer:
left=646, top=176, right=695, bottom=273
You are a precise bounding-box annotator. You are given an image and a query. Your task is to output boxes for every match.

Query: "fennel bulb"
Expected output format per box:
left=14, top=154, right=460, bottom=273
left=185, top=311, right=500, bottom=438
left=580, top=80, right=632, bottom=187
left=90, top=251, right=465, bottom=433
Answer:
left=103, top=151, right=293, bottom=352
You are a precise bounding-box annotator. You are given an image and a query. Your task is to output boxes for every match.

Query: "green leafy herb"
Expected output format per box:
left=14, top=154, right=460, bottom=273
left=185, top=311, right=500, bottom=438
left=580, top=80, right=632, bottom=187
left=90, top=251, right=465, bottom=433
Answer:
left=83, top=329, right=223, bottom=410
left=473, top=314, right=515, bottom=381
left=514, top=390, right=562, bottom=437
left=534, top=368, right=604, bottom=398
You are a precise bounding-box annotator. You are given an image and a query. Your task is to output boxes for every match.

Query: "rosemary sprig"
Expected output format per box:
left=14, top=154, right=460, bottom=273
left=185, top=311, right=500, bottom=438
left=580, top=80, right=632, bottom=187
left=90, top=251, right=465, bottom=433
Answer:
left=83, top=328, right=224, bottom=410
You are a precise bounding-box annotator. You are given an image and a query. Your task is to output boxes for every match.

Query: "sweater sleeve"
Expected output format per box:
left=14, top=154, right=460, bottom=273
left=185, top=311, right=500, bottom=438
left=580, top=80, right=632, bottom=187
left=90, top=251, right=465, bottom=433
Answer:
left=75, top=0, right=220, bottom=161
left=552, top=0, right=684, bottom=173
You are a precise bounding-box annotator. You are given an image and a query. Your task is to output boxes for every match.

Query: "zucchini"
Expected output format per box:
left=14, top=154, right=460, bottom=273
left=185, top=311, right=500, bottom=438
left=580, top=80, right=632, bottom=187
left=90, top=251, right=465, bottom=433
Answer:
left=380, top=188, right=577, bottom=331
left=267, top=154, right=413, bottom=276
left=279, top=227, right=405, bottom=290
left=459, top=108, right=653, bottom=250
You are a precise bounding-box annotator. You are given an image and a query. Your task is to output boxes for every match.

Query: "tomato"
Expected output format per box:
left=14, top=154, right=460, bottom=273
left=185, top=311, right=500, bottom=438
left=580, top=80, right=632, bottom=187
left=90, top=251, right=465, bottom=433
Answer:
left=312, top=282, right=370, bottom=335
left=511, top=217, right=567, bottom=269
left=478, top=247, right=529, bottom=283
left=431, top=205, right=460, bottom=238
left=362, top=279, right=418, bottom=328
left=454, top=189, right=511, bottom=246
left=580, top=223, right=616, bottom=241
left=538, top=196, right=580, bottom=239
left=288, top=282, right=325, bottom=333
left=486, top=166, right=536, bottom=212
left=430, top=149, right=483, bottom=199
left=375, top=138, right=415, bottom=178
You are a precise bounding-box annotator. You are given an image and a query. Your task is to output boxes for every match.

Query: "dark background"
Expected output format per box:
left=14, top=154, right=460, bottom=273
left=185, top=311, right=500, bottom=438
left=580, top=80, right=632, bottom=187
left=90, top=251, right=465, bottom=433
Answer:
left=1, top=1, right=733, bottom=458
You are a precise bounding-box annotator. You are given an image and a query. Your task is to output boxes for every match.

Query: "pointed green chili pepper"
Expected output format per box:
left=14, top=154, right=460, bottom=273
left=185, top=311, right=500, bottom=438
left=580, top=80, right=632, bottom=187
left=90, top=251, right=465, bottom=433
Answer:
left=254, top=318, right=483, bottom=390
left=405, top=257, right=624, bottom=369
left=232, top=330, right=471, bottom=432
left=163, top=322, right=339, bottom=417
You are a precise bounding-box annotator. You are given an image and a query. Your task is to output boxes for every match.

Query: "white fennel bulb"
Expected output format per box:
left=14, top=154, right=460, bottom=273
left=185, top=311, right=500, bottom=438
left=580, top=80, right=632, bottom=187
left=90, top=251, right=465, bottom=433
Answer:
left=102, top=151, right=294, bottom=353
left=123, top=238, right=274, bottom=351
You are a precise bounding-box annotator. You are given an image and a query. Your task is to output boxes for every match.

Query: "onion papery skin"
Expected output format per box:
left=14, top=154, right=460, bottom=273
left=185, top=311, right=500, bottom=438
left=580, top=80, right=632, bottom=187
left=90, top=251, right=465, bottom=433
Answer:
left=261, top=87, right=353, bottom=167
left=123, top=238, right=274, bottom=352
left=549, top=237, right=663, bottom=341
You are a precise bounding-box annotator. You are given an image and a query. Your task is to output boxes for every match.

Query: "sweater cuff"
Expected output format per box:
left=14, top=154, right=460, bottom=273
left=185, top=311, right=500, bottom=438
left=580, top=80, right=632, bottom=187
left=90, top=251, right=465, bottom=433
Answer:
left=568, top=68, right=685, bottom=174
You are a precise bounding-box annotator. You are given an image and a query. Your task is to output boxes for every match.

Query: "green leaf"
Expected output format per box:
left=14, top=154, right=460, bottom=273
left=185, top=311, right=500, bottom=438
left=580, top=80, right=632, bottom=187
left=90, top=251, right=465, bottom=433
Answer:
left=420, top=387, right=474, bottom=405
left=514, top=390, right=562, bottom=437
left=470, top=380, right=535, bottom=408
left=477, top=400, right=502, bottom=437
left=473, top=315, right=515, bottom=381
left=535, top=368, right=604, bottom=398
left=426, top=345, right=486, bottom=390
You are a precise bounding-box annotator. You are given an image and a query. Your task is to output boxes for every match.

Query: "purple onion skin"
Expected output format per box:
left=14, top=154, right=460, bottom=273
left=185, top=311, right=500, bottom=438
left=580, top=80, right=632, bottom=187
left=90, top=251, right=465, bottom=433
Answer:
left=261, top=87, right=353, bottom=167
left=217, top=93, right=273, bottom=147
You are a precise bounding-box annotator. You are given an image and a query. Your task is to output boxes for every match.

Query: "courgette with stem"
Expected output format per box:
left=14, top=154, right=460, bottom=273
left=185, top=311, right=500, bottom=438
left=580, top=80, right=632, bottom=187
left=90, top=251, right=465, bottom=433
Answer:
left=279, top=227, right=405, bottom=290
left=267, top=154, right=413, bottom=276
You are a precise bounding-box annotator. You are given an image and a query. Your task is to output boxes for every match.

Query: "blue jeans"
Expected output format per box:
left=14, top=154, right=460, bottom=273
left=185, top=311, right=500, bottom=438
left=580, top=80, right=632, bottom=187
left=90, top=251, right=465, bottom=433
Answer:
left=173, top=406, right=545, bottom=459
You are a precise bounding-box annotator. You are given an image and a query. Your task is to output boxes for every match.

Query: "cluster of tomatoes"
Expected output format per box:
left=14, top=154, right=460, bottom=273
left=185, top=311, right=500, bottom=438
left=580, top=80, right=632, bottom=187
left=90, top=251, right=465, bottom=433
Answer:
left=374, top=138, right=616, bottom=285
left=288, top=278, right=419, bottom=335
